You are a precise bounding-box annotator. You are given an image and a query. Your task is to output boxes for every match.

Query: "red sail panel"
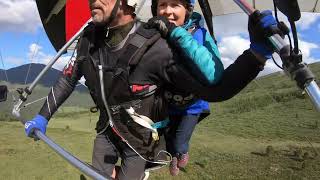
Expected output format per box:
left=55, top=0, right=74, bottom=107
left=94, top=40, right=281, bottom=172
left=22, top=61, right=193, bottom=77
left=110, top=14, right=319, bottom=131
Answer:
left=65, top=0, right=91, bottom=41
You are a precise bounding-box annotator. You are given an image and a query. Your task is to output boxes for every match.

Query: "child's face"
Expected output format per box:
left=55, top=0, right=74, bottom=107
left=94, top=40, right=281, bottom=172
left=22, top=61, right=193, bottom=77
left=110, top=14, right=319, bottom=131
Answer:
left=157, top=0, right=187, bottom=26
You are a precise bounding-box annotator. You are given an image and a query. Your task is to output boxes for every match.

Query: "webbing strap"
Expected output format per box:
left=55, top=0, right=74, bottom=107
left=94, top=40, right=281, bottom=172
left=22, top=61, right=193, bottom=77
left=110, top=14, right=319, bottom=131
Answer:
left=117, top=34, right=147, bottom=69
left=151, top=119, right=170, bottom=129
left=125, top=107, right=170, bottom=141
left=117, top=26, right=161, bottom=69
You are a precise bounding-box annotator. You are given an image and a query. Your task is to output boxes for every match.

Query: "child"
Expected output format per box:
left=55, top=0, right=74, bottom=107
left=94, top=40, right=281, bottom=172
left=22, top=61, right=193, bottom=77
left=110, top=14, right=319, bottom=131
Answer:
left=151, top=0, right=223, bottom=176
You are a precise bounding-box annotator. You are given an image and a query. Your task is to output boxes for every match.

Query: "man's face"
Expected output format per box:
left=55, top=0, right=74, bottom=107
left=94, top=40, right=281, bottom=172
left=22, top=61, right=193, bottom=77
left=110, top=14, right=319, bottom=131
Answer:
left=89, top=0, right=117, bottom=25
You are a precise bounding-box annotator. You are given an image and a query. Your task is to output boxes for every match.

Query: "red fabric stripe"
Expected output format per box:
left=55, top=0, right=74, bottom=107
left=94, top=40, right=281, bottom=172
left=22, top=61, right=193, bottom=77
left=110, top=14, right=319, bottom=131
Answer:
left=131, top=85, right=150, bottom=93
left=65, top=0, right=91, bottom=41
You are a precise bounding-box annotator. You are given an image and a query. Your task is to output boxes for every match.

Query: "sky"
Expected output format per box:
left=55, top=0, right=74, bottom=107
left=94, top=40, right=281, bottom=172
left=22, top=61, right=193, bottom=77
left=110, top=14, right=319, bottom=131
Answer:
left=0, top=0, right=320, bottom=78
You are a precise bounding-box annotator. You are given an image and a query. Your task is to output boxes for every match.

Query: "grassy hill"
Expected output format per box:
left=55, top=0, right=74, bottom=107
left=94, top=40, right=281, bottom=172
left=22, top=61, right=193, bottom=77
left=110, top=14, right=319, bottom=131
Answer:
left=0, top=82, right=94, bottom=120
left=0, top=62, right=319, bottom=179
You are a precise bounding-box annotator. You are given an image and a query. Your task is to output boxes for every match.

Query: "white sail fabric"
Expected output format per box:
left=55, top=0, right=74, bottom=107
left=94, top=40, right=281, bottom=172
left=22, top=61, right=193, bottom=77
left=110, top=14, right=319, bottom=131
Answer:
left=193, top=0, right=319, bottom=16
left=68, top=0, right=320, bottom=51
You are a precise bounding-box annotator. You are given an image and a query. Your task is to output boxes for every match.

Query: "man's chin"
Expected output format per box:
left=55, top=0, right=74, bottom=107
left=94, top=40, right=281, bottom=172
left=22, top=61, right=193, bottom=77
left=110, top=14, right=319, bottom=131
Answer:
left=91, top=15, right=106, bottom=25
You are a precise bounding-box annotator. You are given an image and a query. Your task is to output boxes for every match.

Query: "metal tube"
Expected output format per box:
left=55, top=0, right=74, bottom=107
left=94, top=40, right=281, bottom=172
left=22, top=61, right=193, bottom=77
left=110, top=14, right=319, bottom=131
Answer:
left=34, top=129, right=109, bottom=180
left=12, top=19, right=92, bottom=114
left=13, top=114, right=109, bottom=180
left=11, top=18, right=109, bottom=179
left=305, top=81, right=320, bottom=111
left=233, top=0, right=255, bottom=15
left=29, top=19, right=91, bottom=91
left=268, top=34, right=287, bottom=52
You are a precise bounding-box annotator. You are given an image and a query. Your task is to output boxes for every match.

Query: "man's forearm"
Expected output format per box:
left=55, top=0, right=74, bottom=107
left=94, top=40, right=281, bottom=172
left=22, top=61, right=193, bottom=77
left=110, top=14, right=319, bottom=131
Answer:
left=200, top=49, right=265, bottom=102
left=39, top=76, right=76, bottom=120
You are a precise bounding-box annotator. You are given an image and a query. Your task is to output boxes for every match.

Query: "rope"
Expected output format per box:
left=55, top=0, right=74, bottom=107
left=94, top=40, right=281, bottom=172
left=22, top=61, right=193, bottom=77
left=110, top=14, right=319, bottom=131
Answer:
left=0, top=48, right=17, bottom=101
left=20, top=96, right=47, bottom=109
left=24, top=35, right=41, bottom=85
left=0, top=49, right=9, bottom=82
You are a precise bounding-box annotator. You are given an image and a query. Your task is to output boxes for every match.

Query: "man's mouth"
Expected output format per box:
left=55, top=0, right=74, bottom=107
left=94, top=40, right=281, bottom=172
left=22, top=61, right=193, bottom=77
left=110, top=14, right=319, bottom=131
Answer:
left=90, top=4, right=102, bottom=12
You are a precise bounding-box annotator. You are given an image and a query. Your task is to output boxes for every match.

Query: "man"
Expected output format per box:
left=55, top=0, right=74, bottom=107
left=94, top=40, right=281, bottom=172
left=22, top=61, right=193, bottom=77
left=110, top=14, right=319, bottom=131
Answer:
left=24, top=0, right=280, bottom=179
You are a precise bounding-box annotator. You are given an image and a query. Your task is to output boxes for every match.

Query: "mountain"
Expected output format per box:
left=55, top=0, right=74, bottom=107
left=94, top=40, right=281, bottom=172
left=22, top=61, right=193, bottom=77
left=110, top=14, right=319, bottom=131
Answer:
left=0, top=63, right=87, bottom=92
left=0, top=63, right=92, bottom=119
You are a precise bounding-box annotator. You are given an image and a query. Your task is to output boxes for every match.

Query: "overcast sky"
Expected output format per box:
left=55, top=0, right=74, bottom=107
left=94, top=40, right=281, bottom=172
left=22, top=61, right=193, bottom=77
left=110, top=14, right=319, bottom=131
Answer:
left=0, top=0, right=319, bottom=78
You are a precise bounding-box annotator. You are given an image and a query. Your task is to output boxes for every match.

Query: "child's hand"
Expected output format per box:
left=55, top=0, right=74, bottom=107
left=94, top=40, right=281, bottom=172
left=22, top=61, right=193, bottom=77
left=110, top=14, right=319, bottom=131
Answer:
left=144, top=16, right=177, bottom=38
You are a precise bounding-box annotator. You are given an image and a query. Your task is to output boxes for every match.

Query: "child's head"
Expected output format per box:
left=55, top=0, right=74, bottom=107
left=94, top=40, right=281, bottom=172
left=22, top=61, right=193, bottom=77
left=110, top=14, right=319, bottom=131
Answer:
left=151, top=0, right=195, bottom=26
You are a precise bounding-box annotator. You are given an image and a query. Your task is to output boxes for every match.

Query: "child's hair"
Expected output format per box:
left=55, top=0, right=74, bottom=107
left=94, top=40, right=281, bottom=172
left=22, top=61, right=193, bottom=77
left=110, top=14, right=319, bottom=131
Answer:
left=151, top=0, right=194, bottom=22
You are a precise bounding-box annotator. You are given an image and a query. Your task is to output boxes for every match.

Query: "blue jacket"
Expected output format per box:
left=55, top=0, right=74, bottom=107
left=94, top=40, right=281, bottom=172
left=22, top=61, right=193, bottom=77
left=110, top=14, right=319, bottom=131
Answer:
left=168, top=12, right=223, bottom=115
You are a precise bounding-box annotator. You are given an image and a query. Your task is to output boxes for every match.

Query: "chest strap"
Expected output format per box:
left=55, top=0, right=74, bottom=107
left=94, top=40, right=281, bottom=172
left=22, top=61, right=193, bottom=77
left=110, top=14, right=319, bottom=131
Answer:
left=117, top=25, right=161, bottom=69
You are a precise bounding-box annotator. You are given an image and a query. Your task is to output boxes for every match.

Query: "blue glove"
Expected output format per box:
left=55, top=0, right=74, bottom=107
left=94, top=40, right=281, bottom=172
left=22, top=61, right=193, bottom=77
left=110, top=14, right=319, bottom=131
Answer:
left=25, top=114, right=48, bottom=139
left=248, top=10, right=283, bottom=59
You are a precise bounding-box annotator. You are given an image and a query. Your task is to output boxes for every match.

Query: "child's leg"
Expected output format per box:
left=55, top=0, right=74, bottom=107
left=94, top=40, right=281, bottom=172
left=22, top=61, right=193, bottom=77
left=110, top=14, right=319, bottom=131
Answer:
left=166, top=115, right=182, bottom=176
left=165, top=115, right=181, bottom=155
left=173, top=114, right=199, bottom=155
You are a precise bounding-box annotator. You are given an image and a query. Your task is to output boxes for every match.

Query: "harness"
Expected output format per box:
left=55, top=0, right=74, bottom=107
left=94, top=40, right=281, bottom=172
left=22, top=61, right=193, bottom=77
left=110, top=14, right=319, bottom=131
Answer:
left=77, top=22, right=170, bottom=162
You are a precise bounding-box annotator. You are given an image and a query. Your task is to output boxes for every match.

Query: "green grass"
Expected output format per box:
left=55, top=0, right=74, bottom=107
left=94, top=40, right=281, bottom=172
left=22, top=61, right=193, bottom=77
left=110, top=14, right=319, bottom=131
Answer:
left=0, top=62, right=320, bottom=179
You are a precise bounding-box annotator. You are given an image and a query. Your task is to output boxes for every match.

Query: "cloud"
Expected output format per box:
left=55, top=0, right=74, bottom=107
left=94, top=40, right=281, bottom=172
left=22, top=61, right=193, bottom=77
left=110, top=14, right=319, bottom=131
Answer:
left=0, top=0, right=41, bottom=33
left=27, top=43, right=71, bottom=71
left=218, top=35, right=250, bottom=67
left=217, top=34, right=320, bottom=77
left=296, top=13, right=320, bottom=31
left=3, top=56, right=24, bottom=67
left=299, top=40, right=319, bottom=61
left=213, top=13, right=248, bottom=37
left=213, top=12, right=320, bottom=39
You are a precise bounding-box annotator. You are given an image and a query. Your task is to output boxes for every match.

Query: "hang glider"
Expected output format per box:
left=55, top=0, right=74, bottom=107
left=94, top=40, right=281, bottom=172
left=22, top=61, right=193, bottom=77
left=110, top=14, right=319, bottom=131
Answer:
left=12, top=0, right=320, bottom=179
left=36, top=0, right=90, bottom=51
left=36, top=0, right=320, bottom=52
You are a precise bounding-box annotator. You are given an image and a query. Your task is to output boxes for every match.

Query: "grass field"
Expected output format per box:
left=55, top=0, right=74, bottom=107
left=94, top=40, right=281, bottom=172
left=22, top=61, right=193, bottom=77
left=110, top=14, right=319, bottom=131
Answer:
left=0, top=63, right=320, bottom=179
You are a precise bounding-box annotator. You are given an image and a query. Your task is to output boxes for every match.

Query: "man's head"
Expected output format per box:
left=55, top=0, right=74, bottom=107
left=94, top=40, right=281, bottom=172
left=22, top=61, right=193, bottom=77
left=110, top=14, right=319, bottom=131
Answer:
left=89, top=0, right=146, bottom=26
left=151, top=0, right=195, bottom=26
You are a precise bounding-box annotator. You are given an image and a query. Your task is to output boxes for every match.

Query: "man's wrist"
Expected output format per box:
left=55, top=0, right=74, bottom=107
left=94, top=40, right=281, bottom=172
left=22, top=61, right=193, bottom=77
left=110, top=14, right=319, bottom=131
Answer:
left=250, top=43, right=273, bottom=59
left=249, top=48, right=267, bottom=66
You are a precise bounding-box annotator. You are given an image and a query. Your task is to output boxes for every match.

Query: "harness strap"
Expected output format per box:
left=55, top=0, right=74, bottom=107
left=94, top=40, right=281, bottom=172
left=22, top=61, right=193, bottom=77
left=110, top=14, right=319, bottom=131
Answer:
left=125, top=107, right=169, bottom=141
left=117, top=26, right=161, bottom=69
left=151, top=119, right=170, bottom=129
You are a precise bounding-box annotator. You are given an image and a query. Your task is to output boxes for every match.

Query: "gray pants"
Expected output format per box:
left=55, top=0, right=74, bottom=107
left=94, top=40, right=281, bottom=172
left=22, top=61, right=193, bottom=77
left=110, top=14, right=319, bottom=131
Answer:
left=92, top=128, right=146, bottom=180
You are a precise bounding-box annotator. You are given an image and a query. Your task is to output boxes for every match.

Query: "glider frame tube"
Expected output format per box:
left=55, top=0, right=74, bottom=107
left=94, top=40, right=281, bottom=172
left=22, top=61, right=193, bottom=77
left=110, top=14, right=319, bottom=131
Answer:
left=12, top=19, right=92, bottom=116
left=11, top=18, right=111, bottom=179
left=15, top=116, right=109, bottom=180
left=34, top=128, right=109, bottom=180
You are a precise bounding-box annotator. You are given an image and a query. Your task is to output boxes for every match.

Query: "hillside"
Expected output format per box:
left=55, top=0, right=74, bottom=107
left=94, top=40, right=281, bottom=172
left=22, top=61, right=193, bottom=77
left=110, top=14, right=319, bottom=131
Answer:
left=0, top=63, right=87, bottom=91
left=0, top=62, right=319, bottom=179
left=0, top=82, right=93, bottom=120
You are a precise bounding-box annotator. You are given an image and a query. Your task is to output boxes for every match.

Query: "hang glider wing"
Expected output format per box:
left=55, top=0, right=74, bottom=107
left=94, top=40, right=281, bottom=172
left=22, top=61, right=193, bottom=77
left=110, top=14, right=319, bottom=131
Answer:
left=36, top=0, right=90, bottom=51
left=36, top=0, right=319, bottom=51
left=192, top=0, right=320, bottom=16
